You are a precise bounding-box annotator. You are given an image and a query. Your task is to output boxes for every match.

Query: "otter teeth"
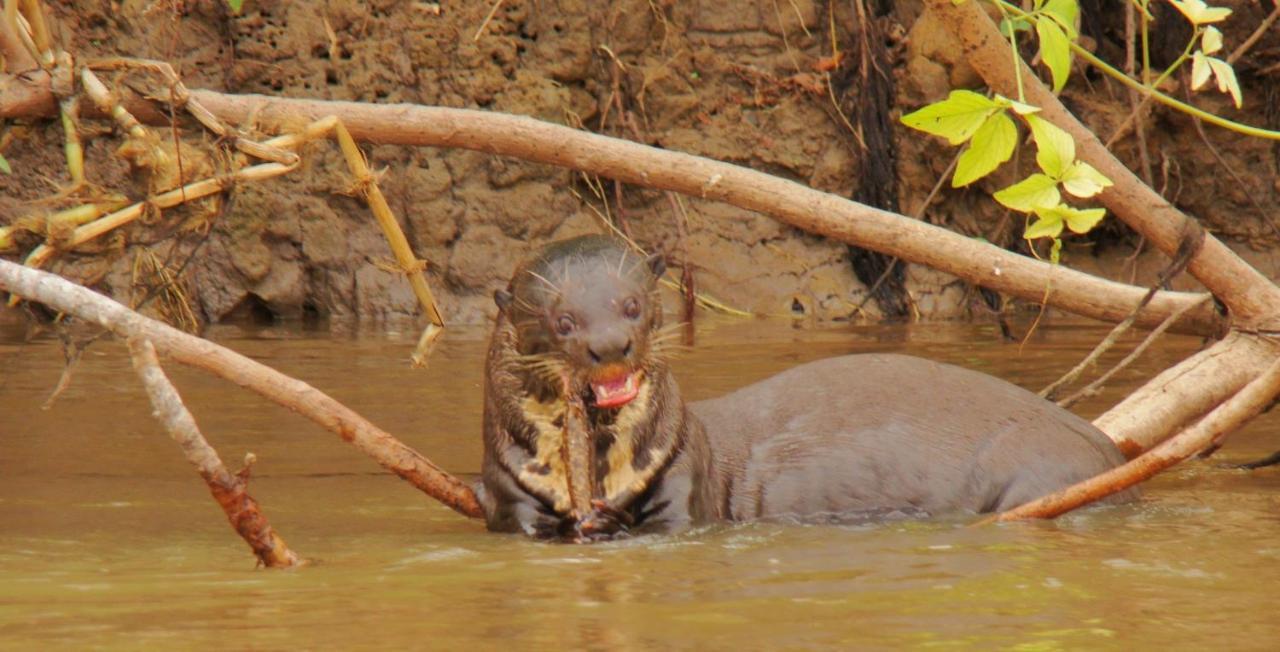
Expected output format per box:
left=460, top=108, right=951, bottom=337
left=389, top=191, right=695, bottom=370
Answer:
left=591, top=372, right=640, bottom=408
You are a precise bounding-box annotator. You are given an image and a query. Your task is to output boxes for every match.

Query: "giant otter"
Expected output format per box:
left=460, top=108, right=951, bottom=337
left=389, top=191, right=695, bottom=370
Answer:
left=477, top=235, right=1135, bottom=539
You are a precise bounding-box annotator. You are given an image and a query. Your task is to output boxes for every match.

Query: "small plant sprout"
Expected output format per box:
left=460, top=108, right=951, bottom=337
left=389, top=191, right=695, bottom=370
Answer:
left=1191, top=26, right=1242, bottom=108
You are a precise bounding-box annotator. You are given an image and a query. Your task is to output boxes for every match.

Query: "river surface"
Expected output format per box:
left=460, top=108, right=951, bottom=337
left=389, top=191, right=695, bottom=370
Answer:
left=2, top=315, right=1279, bottom=649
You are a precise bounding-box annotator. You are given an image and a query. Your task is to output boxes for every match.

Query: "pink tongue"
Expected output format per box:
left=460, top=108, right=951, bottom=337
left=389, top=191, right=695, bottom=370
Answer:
left=591, top=373, right=638, bottom=408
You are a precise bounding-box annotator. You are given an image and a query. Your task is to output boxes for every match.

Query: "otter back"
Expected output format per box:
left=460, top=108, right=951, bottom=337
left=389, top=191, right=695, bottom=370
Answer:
left=688, top=354, right=1137, bottom=520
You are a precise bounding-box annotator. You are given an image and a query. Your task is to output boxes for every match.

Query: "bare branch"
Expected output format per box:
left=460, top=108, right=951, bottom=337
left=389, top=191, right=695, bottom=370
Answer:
left=0, top=259, right=485, bottom=519
left=128, top=337, right=301, bottom=568
left=0, top=72, right=1223, bottom=337
left=985, top=353, right=1280, bottom=522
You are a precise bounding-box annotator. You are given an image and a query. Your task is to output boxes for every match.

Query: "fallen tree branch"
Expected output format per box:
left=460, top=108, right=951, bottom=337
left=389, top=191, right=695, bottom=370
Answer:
left=0, top=71, right=1222, bottom=338
left=924, top=0, right=1280, bottom=455
left=1094, top=331, right=1280, bottom=457
left=128, top=337, right=301, bottom=568
left=927, top=0, right=1280, bottom=330
left=0, top=258, right=485, bottom=519
left=985, top=353, right=1280, bottom=523
left=184, top=92, right=1221, bottom=336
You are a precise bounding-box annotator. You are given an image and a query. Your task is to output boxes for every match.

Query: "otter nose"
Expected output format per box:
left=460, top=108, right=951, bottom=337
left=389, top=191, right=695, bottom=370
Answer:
left=586, top=329, right=633, bottom=364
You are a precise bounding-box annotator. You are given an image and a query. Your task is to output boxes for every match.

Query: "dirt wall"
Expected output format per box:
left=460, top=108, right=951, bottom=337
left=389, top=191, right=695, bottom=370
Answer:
left=2, top=0, right=1279, bottom=328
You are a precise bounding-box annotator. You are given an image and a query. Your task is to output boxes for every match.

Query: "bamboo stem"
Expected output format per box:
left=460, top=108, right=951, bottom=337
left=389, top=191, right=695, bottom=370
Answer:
left=331, top=120, right=445, bottom=367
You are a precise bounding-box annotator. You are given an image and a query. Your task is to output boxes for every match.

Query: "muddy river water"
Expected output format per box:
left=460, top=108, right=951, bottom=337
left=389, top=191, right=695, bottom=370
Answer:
left=2, top=315, right=1279, bottom=649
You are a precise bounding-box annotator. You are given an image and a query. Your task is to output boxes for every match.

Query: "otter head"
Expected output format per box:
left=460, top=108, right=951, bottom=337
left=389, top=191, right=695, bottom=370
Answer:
left=495, top=235, right=667, bottom=409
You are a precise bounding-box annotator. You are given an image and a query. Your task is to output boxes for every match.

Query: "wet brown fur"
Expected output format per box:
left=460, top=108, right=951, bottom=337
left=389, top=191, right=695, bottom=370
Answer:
left=479, top=236, right=717, bottom=537
left=478, top=236, right=1135, bottom=539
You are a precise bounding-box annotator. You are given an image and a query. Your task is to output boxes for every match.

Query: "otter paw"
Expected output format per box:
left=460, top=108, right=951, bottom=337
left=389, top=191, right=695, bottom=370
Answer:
left=565, top=503, right=633, bottom=543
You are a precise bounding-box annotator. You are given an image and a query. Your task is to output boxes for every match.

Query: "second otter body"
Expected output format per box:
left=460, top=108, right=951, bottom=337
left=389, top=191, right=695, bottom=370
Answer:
left=478, top=236, right=1135, bottom=539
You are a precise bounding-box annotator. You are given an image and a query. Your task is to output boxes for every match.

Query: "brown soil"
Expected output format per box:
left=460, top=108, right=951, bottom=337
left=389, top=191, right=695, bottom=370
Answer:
left=2, top=0, right=1279, bottom=328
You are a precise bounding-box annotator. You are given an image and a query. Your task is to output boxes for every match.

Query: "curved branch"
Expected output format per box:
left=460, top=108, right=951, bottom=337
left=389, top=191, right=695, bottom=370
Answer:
left=0, top=259, right=485, bottom=519
left=987, top=352, right=1280, bottom=522
left=0, top=72, right=1223, bottom=336
left=927, top=0, right=1280, bottom=328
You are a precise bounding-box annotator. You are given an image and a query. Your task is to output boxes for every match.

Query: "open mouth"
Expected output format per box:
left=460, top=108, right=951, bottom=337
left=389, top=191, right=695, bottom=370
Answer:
left=590, top=369, right=643, bottom=408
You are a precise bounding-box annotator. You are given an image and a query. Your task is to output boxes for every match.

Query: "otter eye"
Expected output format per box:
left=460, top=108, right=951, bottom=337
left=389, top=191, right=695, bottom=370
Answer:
left=555, top=314, right=576, bottom=336
left=622, top=297, right=642, bottom=320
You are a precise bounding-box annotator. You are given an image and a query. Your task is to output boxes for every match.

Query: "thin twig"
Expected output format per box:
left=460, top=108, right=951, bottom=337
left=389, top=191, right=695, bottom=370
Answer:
left=1184, top=81, right=1280, bottom=239
left=1042, top=223, right=1206, bottom=402
left=853, top=152, right=959, bottom=315
left=1227, top=6, right=1280, bottom=65
left=1057, top=295, right=1211, bottom=408
left=472, top=0, right=506, bottom=41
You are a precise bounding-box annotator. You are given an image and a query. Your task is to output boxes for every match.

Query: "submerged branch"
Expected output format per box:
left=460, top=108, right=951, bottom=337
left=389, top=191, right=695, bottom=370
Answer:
left=0, top=259, right=485, bottom=519
left=1094, top=332, right=1280, bottom=457
left=985, top=354, right=1280, bottom=523
left=128, top=337, right=301, bottom=568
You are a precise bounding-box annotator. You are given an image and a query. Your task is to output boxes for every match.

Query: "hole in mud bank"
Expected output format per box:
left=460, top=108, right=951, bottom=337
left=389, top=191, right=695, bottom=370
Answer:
left=302, top=302, right=323, bottom=324
left=791, top=298, right=805, bottom=315
left=326, top=69, right=339, bottom=85
left=224, top=294, right=277, bottom=325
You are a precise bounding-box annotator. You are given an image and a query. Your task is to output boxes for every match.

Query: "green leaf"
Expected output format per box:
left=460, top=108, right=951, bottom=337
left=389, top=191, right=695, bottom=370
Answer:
left=1191, top=51, right=1212, bottom=89
left=1063, top=206, right=1106, bottom=233
left=1042, top=0, right=1080, bottom=38
left=1201, top=26, right=1224, bottom=55
left=227, top=0, right=244, bottom=13
left=1024, top=213, right=1065, bottom=240
left=1060, top=161, right=1113, bottom=198
left=999, top=16, right=1033, bottom=38
left=994, top=173, right=1061, bottom=212
left=994, top=94, right=1040, bottom=115
left=1034, top=203, right=1105, bottom=236
left=1035, top=16, right=1072, bottom=92
left=1033, top=203, right=1107, bottom=234
left=0, top=153, right=9, bottom=175
left=1025, top=114, right=1075, bottom=178
left=1207, top=57, right=1243, bottom=108
left=1168, top=0, right=1232, bottom=25
left=901, top=90, right=1000, bottom=145
left=953, top=112, right=1018, bottom=187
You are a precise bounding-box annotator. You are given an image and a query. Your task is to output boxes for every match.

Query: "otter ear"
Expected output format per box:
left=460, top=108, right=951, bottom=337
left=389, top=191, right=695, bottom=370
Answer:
left=494, top=289, right=514, bottom=312
left=646, top=253, right=667, bottom=279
